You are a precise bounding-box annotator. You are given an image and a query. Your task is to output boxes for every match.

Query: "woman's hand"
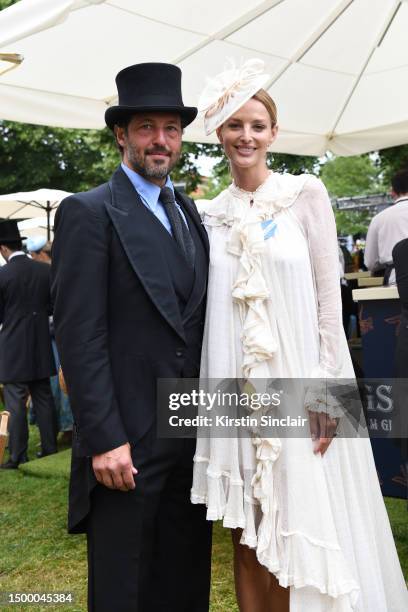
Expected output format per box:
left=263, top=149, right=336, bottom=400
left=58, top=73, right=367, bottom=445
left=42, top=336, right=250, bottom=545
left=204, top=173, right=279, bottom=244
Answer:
left=308, top=410, right=338, bottom=455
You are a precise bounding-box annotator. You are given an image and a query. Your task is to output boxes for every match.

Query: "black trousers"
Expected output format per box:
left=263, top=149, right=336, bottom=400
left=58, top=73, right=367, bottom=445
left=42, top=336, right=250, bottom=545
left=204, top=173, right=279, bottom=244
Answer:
left=4, top=378, right=58, bottom=463
left=86, top=436, right=212, bottom=612
left=393, top=319, right=408, bottom=464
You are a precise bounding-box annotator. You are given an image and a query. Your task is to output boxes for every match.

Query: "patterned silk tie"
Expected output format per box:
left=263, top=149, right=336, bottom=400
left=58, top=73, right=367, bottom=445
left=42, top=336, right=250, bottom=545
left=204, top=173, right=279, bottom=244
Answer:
left=160, top=187, right=195, bottom=267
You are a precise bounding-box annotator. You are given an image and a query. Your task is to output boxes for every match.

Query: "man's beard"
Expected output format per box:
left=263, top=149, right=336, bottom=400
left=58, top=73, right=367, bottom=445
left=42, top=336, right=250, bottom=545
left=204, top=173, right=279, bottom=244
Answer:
left=126, top=143, right=181, bottom=180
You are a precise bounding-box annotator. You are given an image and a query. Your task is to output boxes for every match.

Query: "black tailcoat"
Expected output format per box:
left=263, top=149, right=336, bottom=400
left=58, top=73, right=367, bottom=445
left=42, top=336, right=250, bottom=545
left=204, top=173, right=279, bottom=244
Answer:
left=51, top=166, right=209, bottom=533
left=0, top=255, right=55, bottom=383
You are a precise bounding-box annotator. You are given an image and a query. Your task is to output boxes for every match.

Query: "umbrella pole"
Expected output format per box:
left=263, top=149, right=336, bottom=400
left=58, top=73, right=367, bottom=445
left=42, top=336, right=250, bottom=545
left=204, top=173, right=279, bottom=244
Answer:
left=47, top=201, right=51, bottom=241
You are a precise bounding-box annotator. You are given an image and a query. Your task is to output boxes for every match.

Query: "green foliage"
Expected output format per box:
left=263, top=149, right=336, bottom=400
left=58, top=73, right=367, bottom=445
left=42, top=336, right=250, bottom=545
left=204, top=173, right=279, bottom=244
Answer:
left=319, top=155, right=384, bottom=235
left=0, top=0, right=16, bottom=9
left=0, top=121, right=221, bottom=196
left=173, top=142, right=222, bottom=193
left=333, top=209, right=373, bottom=236
left=0, top=424, right=239, bottom=611
left=20, top=448, right=71, bottom=479
left=269, top=152, right=319, bottom=175
left=0, top=121, right=119, bottom=194
left=0, top=423, right=406, bottom=611
left=202, top=172, right=232, bottom=199
left=320, top=154, right=382, bottom=198
left=377, top=144, right=408, bottom=185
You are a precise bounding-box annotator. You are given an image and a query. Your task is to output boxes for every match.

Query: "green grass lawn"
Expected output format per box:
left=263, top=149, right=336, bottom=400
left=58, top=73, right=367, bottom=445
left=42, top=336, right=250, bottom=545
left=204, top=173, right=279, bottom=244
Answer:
left=0, top=425, right=406, bottom=611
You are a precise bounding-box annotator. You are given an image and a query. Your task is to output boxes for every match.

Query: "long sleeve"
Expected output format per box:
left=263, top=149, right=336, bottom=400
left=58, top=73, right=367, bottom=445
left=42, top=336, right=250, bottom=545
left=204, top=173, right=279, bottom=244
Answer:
left=51, top=195, right=128, bottom=456
left=292, top=177, right=351, bottom=419
left=364, top=217, right=380, bottom=271
left=293, top=176, right=344, bottom=379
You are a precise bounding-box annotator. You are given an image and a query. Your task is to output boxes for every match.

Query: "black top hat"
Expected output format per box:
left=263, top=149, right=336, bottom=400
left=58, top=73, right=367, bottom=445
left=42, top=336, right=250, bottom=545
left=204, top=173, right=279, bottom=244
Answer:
left=0, top=220, right=24, bottom=244
left=105, top=63, right=197, bottom=130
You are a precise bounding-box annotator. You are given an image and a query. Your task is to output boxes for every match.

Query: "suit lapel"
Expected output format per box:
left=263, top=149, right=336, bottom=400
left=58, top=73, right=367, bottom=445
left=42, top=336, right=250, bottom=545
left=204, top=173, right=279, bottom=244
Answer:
left=105, top=167, right=185, bottom=341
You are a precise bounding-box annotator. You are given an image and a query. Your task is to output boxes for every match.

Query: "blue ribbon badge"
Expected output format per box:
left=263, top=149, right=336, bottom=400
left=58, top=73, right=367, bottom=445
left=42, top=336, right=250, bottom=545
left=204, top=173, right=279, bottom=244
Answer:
left=261, top=219, right=277, bottom=240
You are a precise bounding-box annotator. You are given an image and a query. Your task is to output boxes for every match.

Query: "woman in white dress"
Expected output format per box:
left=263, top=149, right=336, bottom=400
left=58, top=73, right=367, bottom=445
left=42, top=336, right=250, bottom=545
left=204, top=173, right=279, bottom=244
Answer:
left=191, top=60, right=407, bottom=611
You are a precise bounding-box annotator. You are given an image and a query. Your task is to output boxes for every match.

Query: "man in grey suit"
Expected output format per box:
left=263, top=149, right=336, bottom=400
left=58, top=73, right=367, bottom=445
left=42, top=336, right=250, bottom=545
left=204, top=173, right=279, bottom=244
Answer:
left=0, top=220, right=57, bottom=469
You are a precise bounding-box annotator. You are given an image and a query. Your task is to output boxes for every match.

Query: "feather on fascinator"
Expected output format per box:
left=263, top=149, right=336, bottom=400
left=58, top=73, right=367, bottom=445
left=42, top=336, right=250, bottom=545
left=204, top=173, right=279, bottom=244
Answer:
left=198, top=59, right=270, bottom=135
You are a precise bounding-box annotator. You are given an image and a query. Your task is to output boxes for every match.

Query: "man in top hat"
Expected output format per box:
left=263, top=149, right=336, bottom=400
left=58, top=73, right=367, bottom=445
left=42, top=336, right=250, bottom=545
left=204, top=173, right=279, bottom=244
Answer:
left=0, top=220, right=57, bottom=469
left=51, top=63, right=211, bottom=611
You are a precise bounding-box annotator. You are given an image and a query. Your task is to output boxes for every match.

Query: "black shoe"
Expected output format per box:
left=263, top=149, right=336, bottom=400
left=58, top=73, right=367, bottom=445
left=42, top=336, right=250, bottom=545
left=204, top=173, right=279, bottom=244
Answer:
left=36, top=450, right=57, bottom=459
left=1, top=459, right=20, bottom=469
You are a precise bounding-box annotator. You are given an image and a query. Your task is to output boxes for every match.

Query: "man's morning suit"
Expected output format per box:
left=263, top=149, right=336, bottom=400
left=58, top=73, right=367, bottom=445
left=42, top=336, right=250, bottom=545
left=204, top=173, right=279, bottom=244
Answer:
left=51, top=166, right=212, bottom=611
left=0, top=253, right=57, bottom=463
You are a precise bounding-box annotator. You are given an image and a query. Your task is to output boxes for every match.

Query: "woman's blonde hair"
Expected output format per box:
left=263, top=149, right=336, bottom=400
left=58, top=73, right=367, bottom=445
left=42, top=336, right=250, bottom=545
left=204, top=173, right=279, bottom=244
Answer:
left=252, top=89, right=277, bottom=127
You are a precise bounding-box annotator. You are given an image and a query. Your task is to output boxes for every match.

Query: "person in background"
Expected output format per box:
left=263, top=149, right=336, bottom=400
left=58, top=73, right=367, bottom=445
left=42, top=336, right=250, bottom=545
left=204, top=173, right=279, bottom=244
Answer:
left=338, top=240, right=360, bottom=341
left=364, top=168, right=408, bottom=284
left=351, top=232, right=366, bottom=271
left=339, top=240, right=353, bottom=274
left=0, top=221, right=57, bottom=469
left=392, top=238, right=408, bottom=474
left=26, top=236, right=73, bottom=445
left=27, top=236, right=52, bottom=264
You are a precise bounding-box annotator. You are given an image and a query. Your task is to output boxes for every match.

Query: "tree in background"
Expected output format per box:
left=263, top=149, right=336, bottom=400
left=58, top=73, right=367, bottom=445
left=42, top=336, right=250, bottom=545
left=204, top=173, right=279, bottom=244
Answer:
left=320, top=154, right=383, bottom=197
left=320, top=154, right=385, bottom=236
left=377, top=144, right=408, bottom=185
left=0, top=121, right=211, bottom=195
left=332, top=209, right=373, bottom=237
left=0, top=122, right=118, bottom=194
left=172, top=142, right=221, bottom=193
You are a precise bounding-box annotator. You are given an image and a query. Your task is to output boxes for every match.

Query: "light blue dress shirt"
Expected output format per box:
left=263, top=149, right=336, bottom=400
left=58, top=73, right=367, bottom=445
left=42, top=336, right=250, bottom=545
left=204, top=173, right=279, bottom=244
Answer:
left=121, top=163, right=187, bottom=235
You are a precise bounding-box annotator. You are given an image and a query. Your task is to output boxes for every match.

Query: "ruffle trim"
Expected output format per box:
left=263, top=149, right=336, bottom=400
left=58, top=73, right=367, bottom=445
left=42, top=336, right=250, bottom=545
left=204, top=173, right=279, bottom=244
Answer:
left=229, top=213, right=277, bottom=377
left=198, top=173, right=308, bottom=379
left=198, top=172, right=308, bottom=228
left=305, top=365, right=348, bottom=419
left=304, top=387, right=345, bottom=420
left=192, top=457, right=360, bottom=610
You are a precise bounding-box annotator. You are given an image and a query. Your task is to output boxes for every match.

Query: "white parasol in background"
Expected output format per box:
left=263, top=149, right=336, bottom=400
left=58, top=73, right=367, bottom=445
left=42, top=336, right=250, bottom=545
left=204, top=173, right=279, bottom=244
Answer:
left=0, top=188, right=71, bottom=239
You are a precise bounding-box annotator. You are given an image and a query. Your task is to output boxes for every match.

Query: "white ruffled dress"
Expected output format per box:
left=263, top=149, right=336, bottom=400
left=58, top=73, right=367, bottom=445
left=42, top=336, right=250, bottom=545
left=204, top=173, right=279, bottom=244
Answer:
left=191, top=172, right=408, bottom=611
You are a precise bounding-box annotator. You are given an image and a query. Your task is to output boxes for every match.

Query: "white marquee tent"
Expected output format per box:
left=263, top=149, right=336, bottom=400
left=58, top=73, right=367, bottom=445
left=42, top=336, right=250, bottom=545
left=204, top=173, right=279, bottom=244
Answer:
left=0, top=0, right=408, bottom=155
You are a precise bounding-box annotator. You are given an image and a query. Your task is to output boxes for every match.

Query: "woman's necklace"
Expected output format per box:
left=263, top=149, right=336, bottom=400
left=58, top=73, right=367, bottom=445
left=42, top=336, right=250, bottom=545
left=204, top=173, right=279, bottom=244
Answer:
left=233, top=171, right=272, bottom=208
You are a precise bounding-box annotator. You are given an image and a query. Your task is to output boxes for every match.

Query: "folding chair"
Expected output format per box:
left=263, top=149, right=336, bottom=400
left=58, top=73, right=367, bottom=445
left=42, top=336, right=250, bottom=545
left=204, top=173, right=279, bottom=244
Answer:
left=0, top=411, right=10, bottom=465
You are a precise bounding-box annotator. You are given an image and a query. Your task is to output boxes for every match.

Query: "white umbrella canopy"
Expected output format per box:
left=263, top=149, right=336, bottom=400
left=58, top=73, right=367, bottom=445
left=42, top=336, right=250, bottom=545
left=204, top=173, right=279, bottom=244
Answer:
left=0, top=0, right=408, bottom=156
left=0, top=188, right=71, bottom=238
left=17, top=215, right=56, bottom=239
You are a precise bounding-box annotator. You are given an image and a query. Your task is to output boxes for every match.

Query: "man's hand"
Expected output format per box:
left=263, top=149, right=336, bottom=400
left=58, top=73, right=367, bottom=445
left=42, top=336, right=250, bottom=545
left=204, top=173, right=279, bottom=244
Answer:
left=308, top=410, right=338, bottom=456
left=92, top=442, right=137, bottom=491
